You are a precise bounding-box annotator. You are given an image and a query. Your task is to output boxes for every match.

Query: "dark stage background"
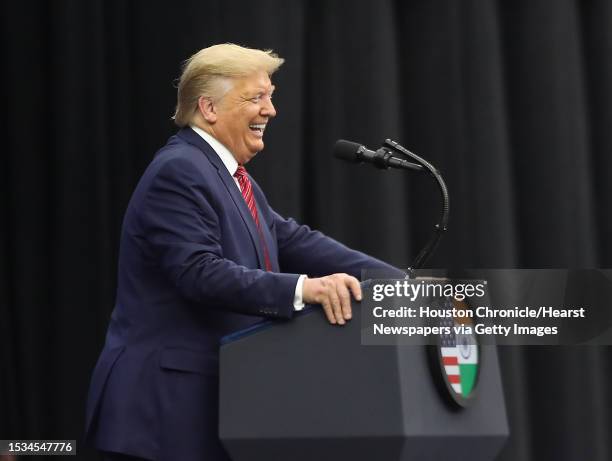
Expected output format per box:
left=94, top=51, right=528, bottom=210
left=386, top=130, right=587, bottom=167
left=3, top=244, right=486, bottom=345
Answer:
left=2, top=1, right=611, bottom=460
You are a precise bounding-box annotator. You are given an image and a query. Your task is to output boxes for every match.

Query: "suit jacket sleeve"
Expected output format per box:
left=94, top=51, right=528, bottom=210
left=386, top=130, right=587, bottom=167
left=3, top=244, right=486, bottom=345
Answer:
left=272, top=210, right=405, bottom=279
left=137, top=157, right=299, bottom=319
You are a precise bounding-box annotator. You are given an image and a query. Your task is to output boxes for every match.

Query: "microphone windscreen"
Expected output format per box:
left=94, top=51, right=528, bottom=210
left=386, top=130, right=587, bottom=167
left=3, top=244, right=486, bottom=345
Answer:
left=333, top=139, right=363, bottom=162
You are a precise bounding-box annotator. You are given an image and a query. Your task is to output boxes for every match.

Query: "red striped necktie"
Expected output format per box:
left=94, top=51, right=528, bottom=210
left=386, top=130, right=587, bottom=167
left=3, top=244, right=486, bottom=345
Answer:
left=234, top=166, right=272, bottom=271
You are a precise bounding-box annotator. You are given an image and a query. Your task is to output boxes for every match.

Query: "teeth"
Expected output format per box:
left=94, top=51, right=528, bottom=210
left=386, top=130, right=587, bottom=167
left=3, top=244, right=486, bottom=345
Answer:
left=249, top=124, right=266, bottom=131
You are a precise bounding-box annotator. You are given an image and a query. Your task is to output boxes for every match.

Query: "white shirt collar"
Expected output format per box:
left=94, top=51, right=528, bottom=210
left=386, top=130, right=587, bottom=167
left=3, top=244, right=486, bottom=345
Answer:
left=190, top=124, right=239, bottom=177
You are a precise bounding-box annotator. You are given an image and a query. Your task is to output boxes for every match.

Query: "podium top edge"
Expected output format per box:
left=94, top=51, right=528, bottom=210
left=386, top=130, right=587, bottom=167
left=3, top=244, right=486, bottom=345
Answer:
left=220, top=306, right=317, bottom=346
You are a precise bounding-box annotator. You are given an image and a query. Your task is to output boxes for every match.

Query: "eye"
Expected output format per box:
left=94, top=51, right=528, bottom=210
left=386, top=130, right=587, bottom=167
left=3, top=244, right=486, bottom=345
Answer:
left=248, top=92, right=273, bottom=103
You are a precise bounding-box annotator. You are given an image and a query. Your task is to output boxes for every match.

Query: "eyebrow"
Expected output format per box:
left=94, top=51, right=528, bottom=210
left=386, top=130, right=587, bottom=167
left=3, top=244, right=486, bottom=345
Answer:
left=251, top=85, right=275, bottom=95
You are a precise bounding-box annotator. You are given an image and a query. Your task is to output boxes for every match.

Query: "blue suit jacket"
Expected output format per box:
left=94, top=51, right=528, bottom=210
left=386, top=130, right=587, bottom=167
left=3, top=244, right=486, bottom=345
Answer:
left=85, top=127, right=400, bottom=460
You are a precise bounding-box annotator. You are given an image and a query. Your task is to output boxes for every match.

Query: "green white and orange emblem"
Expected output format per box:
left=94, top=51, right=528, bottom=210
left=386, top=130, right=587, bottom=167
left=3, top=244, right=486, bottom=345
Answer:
left=436, top=303, right=480, bottom=407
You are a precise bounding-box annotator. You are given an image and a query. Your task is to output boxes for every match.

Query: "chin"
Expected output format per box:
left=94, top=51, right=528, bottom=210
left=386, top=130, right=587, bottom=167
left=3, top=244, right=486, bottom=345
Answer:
left=248, top=144, right=264, bottom=155
left=239, top=151, right=259, bottom=165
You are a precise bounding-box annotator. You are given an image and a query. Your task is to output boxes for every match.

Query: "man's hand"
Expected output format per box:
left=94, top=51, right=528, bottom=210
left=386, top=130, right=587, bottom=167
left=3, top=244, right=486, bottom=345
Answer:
left=302, top=274, right=362, bottom=325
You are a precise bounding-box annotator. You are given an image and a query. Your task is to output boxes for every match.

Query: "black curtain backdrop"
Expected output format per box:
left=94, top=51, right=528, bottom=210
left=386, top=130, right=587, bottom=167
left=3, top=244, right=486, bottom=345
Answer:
left=2, top=1, right=611, bottom=460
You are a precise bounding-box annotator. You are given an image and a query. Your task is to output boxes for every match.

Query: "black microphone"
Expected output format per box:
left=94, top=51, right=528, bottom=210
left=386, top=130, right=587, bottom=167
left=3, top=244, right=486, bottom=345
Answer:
left=333, top=140, right=423, bottom=171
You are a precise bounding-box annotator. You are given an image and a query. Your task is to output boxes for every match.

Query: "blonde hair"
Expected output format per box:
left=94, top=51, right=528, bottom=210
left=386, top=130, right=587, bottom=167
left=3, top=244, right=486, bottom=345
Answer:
left=173, top=43, right=284, bottom=127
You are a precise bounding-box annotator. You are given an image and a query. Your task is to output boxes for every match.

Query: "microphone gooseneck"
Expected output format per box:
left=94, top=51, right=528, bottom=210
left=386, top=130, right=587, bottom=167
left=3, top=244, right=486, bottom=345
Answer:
left=333, top=138, right=449, bottom=273
left=383, top=139, right=449, bottom=273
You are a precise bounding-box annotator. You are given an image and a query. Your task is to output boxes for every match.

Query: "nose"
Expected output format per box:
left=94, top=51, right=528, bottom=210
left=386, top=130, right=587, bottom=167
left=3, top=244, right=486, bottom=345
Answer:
left=261, top=98, right=276, bottom=118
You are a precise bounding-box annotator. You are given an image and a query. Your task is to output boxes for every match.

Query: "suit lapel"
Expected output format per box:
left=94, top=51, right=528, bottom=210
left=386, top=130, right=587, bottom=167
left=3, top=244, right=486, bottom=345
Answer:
left=216, top=168, right=267, bottom=270
left=251, top=187, right=279, bottom=272
left=177, top=127, right=267, bottom=270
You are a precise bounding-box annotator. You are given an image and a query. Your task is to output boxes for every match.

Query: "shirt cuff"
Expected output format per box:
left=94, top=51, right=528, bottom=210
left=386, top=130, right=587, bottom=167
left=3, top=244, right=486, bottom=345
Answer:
left=293, top=275, right=307, bottom=311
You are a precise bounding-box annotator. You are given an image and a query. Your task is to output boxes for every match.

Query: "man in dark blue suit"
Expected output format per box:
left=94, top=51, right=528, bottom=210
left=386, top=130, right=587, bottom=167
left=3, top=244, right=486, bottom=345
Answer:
left=86, top=44, right=401, bottom=461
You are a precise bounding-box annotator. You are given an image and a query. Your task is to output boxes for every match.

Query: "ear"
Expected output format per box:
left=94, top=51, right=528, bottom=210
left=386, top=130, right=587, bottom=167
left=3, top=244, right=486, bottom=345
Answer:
left=197, top=96, right=217, bottom=123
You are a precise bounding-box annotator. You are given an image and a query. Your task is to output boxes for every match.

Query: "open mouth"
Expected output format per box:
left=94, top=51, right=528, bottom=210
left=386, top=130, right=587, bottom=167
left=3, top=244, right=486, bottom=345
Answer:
left=249, top=123, right=266, bottom=135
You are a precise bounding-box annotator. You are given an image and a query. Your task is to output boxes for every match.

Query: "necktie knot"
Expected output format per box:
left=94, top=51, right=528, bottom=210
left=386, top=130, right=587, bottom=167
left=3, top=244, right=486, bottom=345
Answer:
left=234, top=165, right=248, bottom=180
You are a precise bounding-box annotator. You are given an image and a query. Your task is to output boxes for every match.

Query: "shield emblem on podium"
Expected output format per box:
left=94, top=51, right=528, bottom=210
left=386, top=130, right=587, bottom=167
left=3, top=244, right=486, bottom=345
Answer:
left=431, top=298, right=480, bottom=407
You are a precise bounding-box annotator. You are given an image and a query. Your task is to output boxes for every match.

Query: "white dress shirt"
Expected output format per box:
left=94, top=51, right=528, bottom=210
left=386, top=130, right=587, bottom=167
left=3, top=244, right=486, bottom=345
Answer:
left=190, top=125, right=306, bottom=311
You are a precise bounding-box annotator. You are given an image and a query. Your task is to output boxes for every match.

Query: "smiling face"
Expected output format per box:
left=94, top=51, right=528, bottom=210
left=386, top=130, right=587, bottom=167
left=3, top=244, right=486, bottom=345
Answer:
left=204, top=70, right=276, bottom=165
